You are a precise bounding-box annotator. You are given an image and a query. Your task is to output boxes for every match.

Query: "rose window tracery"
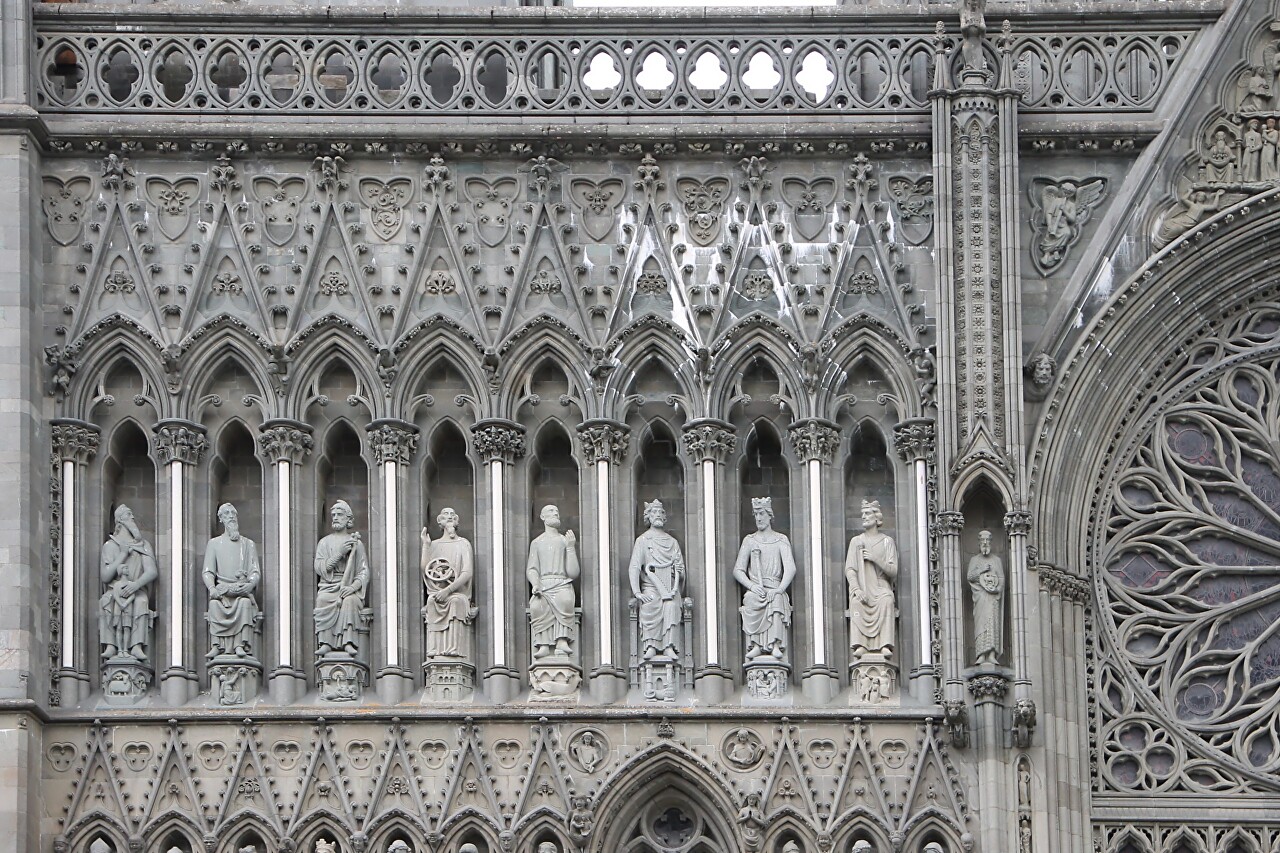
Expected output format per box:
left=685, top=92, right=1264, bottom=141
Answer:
left=1099, top=350, right=1280, bottom=784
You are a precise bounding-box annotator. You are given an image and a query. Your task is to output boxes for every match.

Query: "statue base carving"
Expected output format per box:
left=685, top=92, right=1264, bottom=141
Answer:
left=422, top=660, right=475, bottom=702
left=317, top=653, right=367, bottom=702
left=850, top=657, right=898, bottom=705
left=529, top=663, right=582, bottom=701
left=744, top=662, right=790, bottom=701
left=638, top=657, right=679, bottom=702
left=102, top=657, right=152, bottom=705
left=209, top=657, right=262, bottom=706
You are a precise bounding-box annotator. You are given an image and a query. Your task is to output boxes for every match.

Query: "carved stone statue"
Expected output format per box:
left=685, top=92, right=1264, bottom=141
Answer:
left=314, top=500, right=371, bottom=700
left=629, top=500, right=686, bottom=660
left=846, top=500, right=899, bottom=660
left=967, top=529, right=1005, bottom=666
left=959, top=0, right=987, bottom=74
left=1201, top=130, right=1238, bottom=184
left=734, top=497, right=796, bottom=699
left=527, top=504, right=582, bottom=698
left=100, top=504, right=158, bottom=662
left=420, top=508, right=477, bottom=659
left=203, top=503, right=261, bottom=659
left=1154, top=186, right=1225, bottom=249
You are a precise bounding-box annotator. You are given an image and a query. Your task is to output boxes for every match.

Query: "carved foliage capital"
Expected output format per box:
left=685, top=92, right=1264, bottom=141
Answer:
left=681, top=420, right=736, bottom=464
left=577, top=420, right=630, bottom=466
left=1038, top=564, right=1089, bottom=605
left=471, top=420, right=526, bottom=464
left=258, top=421, right=314, bottom=465
left=1003, top=510, right=1032, bottom=536
left=787, top=418, right=840, bottom=462
left=368, top=420, right=420, bottom=466
left=934, top=511, right=965, bottom=536
left=967, top=673, right=1009, bottom=700
left=892, top=418, right=936, bottom=462
left=152, top=420, right=208, bottom=466
left=51, top=420, right=101, bottom=464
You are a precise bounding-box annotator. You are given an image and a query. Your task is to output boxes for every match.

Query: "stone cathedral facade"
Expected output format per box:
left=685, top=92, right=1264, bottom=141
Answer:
left=3, top=0, right=1280, bottom=850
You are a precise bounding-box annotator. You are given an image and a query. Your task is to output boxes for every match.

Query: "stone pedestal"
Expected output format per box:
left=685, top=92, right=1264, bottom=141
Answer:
left=209, top=658, right=263, bottom=706
left=850, top=656, right=898, bottom=705
left=317, top=653, right=367, bottom=702
left=744, top=662, right=789, bottom=701
left=529, top=663, right=582, bottom=700
left=638, top=657, right=679, bottom=702
left=102, top=657, right=152, bottom=705
left=423, top=660, right=475, bottom=702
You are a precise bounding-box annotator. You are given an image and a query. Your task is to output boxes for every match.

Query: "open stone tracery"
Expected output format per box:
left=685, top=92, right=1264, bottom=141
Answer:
left=4, top=0, right=1279, bottom=852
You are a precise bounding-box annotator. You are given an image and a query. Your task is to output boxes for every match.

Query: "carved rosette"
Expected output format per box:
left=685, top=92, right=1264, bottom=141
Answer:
left=892, top=418, right=936, bottom=463
left=934, top=511, right=965, bottom=536
left=681, top=419, right=736, bottom=464
left=1003, top=510, right=1032, bottom=537
left=367, top=419, right=420, bottom=466
left=152, top=420, right=208, bottom=466
left=967, top=673, right=1009, bottom=701
left=51, top=419, right=101, bottom=464
left=258, top=420, right=314, bottom=465
left=787, top=418, right=840, bottom=462
left=576, top=420, right=630, bottom=466
left=471, top=419, right=526, bottom=464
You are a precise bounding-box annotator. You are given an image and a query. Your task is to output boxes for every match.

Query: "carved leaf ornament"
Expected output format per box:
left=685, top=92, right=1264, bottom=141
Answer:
left=1101, top=352, right=1280, bottom=781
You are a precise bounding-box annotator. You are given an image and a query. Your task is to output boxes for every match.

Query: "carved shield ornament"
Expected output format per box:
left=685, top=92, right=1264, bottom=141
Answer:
left=145, top=177, right=200, bottom=241
left=676, top=177, right=731, bottom=246
left=42, top=176, right=92, bottom=247
left=1028, top=176, right=1107, bottom=276
left=780, top=177, right=836, bottom=241
left=464, top=177, right=518, bottom=247
left=252, top=176, right=307, bottom=245
left=569, top=177, right=625, bottom=241
left=885, top=175, right=935, bottom=245
left=359, top=177, right=414, bottom=241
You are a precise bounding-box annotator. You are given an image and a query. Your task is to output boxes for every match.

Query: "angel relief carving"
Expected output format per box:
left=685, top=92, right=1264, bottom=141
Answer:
left=1028, top=177, right=1107, bottom=275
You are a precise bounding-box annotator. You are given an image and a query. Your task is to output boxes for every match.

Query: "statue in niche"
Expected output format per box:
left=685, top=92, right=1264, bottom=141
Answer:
left=313, top=500, right=370, bottom=657
left=420, top=507, right=478, bottom=660
left=628, top=500, right=686, bottom=660
left=99, top=504, right=158, bottom=663
left=527, top=504, right=580, bottom=661
left=733, top=497, right=796, bottom=663
left=959, top=0, right=987, bottom=74
left=202, top=503, right=261, bottom=660
left=967, top=529, right=1005, bottom=666
left=845, top=499, right=899, bottom=661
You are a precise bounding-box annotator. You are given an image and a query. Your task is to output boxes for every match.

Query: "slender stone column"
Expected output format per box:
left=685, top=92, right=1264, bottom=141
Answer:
left=51, top=419, right=100, bottom=707
left=577, top=419, right=629, bottom=702
left=471, top=418, right=525, bottom=702
left=935, top=511, right=968, bottom=744
left=681, top=419, right=735, bottom=702
left=1004, top=510, right=1035, bottom=747
left=787, top=418, right=840, bottom=703
left=894, top=418, right=937, bottom=699
left=367, top=418, right=419, bottom=704
left=258, top=419, right=312, bottom=703
left=152, top=419, right=208, bottom=705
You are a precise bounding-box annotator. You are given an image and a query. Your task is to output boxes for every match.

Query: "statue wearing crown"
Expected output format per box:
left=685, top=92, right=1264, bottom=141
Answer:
left=733, top=497, right=796, bottom=698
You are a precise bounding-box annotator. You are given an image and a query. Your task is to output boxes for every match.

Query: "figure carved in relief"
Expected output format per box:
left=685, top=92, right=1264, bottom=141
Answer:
left=967, top=530, right=1005, bottom=666
left=1264, top=118, right=1279, bottom=182
left=1154, top=187, right=1225, bottom=249
left=1244, top=119, right=1264, bottom=183
left=1201, top=130, right=1238, bottom=184
left=201, top=503, right=261, bottom=660
left=733, top=497, right=796, bottom=662
left=959, top=0, right=988, bottom=74
left=99, top=504, right=158, bottom=662
left=527, top=505, right=580, bottom=661
left=313, top=500, right=370, bottom=657
left=420, top=508, right=478, bottom=660
left=628, top=500, right=686, bottom=660
left=1030, top=178, right=1107, bottom=274
left=845, top=500, right=899, bottom=661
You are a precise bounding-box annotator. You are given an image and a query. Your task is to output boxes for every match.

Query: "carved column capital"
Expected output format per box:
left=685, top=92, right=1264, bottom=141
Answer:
left=576, top=419, right=629, bottom=465
left=367, top=418, right=420, bottom=466
left=51, top=418, right=100, bottom=464
left=787, top=418, right=840, bottom=462
left=935, top=511, right=965, bottom=536
left=892, top=418, right=936, bottom=462
left=1038, top=564, right=1089, bottom=605
left=1003, top=510, right=1032, bottom=536
left=681, top=418, right=736, bottom=464
left=257, top=419, right=314, bottom=465
left=967, top=672, right=1009, bottom=700
left=152, top=419, right=208, bottom=466
left=471, top=418, right=526, bottom=464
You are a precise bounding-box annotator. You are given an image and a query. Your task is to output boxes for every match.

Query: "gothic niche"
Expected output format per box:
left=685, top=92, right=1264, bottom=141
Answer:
left=960, top=482, right=1009, bottom=685
left=98, top=419, right=157, bottom=704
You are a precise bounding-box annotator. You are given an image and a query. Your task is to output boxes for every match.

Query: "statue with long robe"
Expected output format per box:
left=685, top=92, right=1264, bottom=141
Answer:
left=99, top=504, right=158, bottom=662
left=527, top=504, right=580, bottom=660
left=845, top=499, right=899, bottom=660
left=628, top=499, right=686, bottom=659
left=967, top=529, right=1005, bottom=666
left=202, top=502, right=261, bottom=659
left=420, top=507, right=478, bottom=660
left=733, top=497, right=796, bottom=661
left=313, top=500, right=369, bottom=656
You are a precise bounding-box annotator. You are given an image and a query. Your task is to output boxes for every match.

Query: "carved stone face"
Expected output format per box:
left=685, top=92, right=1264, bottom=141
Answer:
left=753, top=509, right=771, bottom=532
left=647, top=506, right=667, bottom=529
left=1033, top=356, right=1054, bottom=387
left=331, top=504, right=352, bottom=531
left=861, top=506, right=880, bottom=532
left=541, top=505, right=561, bottom=529
left=219, top=505, right=240, bottom=538
left=438, top=507, right=459, bottom=535
left=979, top=531, right=992, bottom=556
